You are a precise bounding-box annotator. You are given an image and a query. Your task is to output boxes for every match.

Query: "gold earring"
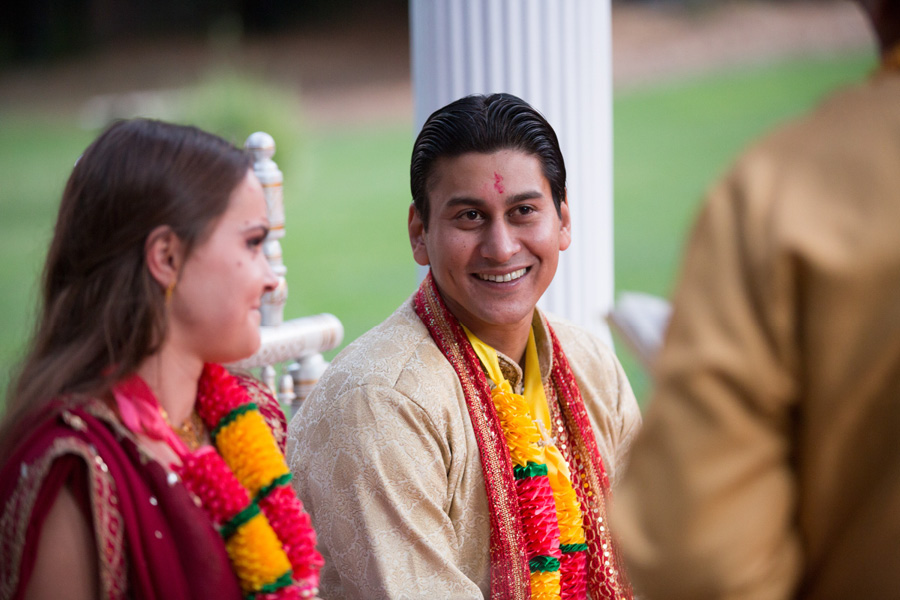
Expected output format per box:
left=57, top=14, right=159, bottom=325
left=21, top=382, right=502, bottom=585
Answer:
left=165, top=280, right=176, bottom=304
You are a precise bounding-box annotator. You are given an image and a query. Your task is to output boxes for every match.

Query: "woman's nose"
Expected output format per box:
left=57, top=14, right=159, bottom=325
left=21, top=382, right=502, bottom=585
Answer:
left=261, top=256, right=279, bottom=294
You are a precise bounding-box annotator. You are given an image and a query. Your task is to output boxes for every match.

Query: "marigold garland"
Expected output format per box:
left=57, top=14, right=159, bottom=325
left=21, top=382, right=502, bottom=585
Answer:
left=468, top=329, right=589, bottom=600
left=176, top=363, right=323, bottom=599
left=215, top=409, right=288, bottom=495
left=493, top=383, right=563, bottom=599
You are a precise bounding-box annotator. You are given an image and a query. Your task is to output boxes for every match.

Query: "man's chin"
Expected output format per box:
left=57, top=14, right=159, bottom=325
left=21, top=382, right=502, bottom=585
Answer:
left=460, top=305, right=536, bottom=330
left=436, top=280, right=537, bottom=328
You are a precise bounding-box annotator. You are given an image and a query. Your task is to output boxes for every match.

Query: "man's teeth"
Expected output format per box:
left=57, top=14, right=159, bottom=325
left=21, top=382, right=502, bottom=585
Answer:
left=477, top=268, right=527, bottom=283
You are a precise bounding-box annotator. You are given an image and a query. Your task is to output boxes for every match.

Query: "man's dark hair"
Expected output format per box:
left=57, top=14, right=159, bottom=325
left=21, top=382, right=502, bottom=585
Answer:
left=410, top=93, right=566, bottom=227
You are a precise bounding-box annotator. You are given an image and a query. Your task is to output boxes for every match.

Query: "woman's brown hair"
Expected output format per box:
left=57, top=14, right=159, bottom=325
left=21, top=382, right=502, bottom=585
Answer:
left=1, top=118, right=252, bottom=459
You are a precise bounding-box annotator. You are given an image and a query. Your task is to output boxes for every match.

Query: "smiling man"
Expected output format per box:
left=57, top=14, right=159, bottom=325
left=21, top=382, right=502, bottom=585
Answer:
left=286, top=94, right=640, bottom=600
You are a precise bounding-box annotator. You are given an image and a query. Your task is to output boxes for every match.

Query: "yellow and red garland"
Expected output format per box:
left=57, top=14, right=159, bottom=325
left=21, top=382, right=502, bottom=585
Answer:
left=466, top=330, right=588, bottom=600
left=177, top=363, right=323, bottom=599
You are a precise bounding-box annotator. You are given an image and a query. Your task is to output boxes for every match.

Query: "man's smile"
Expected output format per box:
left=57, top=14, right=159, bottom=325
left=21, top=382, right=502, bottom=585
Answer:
left=475, top=267, right=529, bottom=283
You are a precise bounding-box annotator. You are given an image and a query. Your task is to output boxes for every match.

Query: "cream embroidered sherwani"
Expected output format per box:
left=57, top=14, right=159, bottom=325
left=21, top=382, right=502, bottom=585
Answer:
left=614, top=73, right=900, bottom=598
left=286, top=297, right=641, bottom=599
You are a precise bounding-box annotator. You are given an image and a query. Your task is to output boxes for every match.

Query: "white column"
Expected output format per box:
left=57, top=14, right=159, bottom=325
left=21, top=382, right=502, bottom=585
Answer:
left=411, top=0, right=615, bottom=345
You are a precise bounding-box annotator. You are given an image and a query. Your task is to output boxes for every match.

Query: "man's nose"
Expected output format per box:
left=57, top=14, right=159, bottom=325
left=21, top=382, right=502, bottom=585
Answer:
left=480, top=220, right=520, bottom=263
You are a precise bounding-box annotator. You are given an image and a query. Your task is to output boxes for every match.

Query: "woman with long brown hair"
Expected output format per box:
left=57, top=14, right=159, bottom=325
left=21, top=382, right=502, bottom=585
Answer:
left=0, top=119, right=322, bottom=599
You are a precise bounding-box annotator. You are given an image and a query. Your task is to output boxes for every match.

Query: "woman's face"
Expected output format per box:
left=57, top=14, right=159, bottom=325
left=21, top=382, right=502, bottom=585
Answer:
left=168, top=169, right=277, bottom=365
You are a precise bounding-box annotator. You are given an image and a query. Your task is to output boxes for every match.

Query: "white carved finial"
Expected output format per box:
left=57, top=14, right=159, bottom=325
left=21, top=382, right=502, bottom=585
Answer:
left=278, top=373, right=297, bottom=408
left=232, top=133, right=345, bottom=404
left=261, top=365, right=277, bottom=395
left=292, top=354, right=329, bottom=416
left=245, top=131, right=275, bottom=162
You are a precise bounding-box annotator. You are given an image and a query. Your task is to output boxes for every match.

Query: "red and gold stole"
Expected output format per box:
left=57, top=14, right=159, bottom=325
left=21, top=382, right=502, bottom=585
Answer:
left=413, top=273, right=632, bottom=600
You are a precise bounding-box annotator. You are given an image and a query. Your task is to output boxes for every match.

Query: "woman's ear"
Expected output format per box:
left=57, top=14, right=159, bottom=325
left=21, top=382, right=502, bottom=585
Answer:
left=144, top=225, right=184, bottom=289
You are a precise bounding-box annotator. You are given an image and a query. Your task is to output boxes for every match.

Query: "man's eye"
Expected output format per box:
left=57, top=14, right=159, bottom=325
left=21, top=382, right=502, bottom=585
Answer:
left=462, top=210, right=480, bottom=220
left=515, top=205, right=534, bottom=216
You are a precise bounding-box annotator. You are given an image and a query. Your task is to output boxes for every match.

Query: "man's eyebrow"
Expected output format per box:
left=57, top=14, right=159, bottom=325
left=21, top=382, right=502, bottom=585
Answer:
left=445, top=196, right=487, bottom=209
left=506, top=190, right=543, bottom=204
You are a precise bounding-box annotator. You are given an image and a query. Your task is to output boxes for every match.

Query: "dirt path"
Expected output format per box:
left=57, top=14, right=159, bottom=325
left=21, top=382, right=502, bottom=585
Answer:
left=0, top=1, right=874, bottom=126
left=613, top=0, right=871, bottom=89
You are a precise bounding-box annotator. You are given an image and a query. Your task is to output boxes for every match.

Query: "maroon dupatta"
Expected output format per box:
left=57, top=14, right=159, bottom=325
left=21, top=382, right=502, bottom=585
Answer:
left=0, top=399, right=243, bottom=600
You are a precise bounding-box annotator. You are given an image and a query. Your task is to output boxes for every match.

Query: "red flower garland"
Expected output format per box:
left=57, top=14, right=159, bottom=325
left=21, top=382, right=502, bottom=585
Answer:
left=177, top=364, right=322, bottom=598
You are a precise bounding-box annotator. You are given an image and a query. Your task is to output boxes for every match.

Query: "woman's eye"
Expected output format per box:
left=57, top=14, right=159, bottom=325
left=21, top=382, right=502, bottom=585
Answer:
left=248, top=236, right=266, bottom=249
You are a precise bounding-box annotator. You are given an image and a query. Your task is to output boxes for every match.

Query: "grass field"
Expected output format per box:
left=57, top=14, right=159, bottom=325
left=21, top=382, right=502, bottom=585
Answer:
left=0, top=50, right=876, bottom=408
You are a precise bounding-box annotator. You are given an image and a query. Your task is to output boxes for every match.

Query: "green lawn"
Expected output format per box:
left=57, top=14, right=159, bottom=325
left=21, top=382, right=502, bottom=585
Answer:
left=0, top=50, right=876, bottom=408
left=0, top=117, right=96, bottom=400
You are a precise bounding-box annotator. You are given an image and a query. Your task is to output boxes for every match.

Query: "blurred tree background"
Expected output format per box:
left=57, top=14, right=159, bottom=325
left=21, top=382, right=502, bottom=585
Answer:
left=1, top=0, right=407, bottom=63
left=0, top=1, right=875, bottom=407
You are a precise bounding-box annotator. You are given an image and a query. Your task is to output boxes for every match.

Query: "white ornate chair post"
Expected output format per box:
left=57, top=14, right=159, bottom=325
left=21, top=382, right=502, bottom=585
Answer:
left=228, top=132, right=344, bottom=418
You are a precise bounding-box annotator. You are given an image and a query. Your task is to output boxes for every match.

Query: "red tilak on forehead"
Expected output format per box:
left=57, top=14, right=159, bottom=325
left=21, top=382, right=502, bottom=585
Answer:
left=493, top=172, right=505, bottom=194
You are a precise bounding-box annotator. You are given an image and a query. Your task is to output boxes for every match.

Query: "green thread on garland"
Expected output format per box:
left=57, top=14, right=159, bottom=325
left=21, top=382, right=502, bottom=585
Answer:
left=513, top=461, right=549, bottom=480
left=560, top=543, right=588, bottom=553
left=529, top=555, right=561, bottom=573
left=255, top=570, right=294, bottom=595
left=211, top=403, right=258, bottom=442
left=255, top=473, right=292, bottom=502
left=220, top=501, right=261, bottom=540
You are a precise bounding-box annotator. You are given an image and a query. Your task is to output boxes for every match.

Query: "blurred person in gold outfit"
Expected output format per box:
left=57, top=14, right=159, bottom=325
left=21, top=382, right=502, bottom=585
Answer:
left=613, top=1, right=900, bottom=598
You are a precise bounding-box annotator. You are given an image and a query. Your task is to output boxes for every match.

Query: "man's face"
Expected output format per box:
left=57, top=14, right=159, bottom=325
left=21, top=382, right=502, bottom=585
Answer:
left=408, top=149, right=571, bottom=341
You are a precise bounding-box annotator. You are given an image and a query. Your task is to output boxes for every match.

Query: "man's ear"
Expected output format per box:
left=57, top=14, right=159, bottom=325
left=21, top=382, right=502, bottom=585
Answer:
left=408, top=203, right=430, bottom=266
left=558, top=194, right=572, bottom=252
left=144, top=225, right=184, bottom=289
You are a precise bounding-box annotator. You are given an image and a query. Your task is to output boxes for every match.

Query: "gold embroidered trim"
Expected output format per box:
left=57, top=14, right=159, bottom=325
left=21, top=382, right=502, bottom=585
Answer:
left=238, top=374, right=287, bottom=450
left=0, top=431, right=127, bottom=599
left=420, top=286, right=530, bottom=597
left=552, top=382, right=629, bottom=599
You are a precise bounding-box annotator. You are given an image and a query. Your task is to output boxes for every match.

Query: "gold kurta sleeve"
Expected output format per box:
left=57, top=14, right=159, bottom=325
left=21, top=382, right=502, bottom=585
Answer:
left=286, top=301, right=492, bottom=599
left=289, top=384, right=486, bottom=599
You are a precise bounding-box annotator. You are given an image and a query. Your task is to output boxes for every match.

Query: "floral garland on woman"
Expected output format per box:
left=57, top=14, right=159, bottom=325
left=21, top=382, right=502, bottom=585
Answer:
left=158, top=363, right=322, bottom=599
